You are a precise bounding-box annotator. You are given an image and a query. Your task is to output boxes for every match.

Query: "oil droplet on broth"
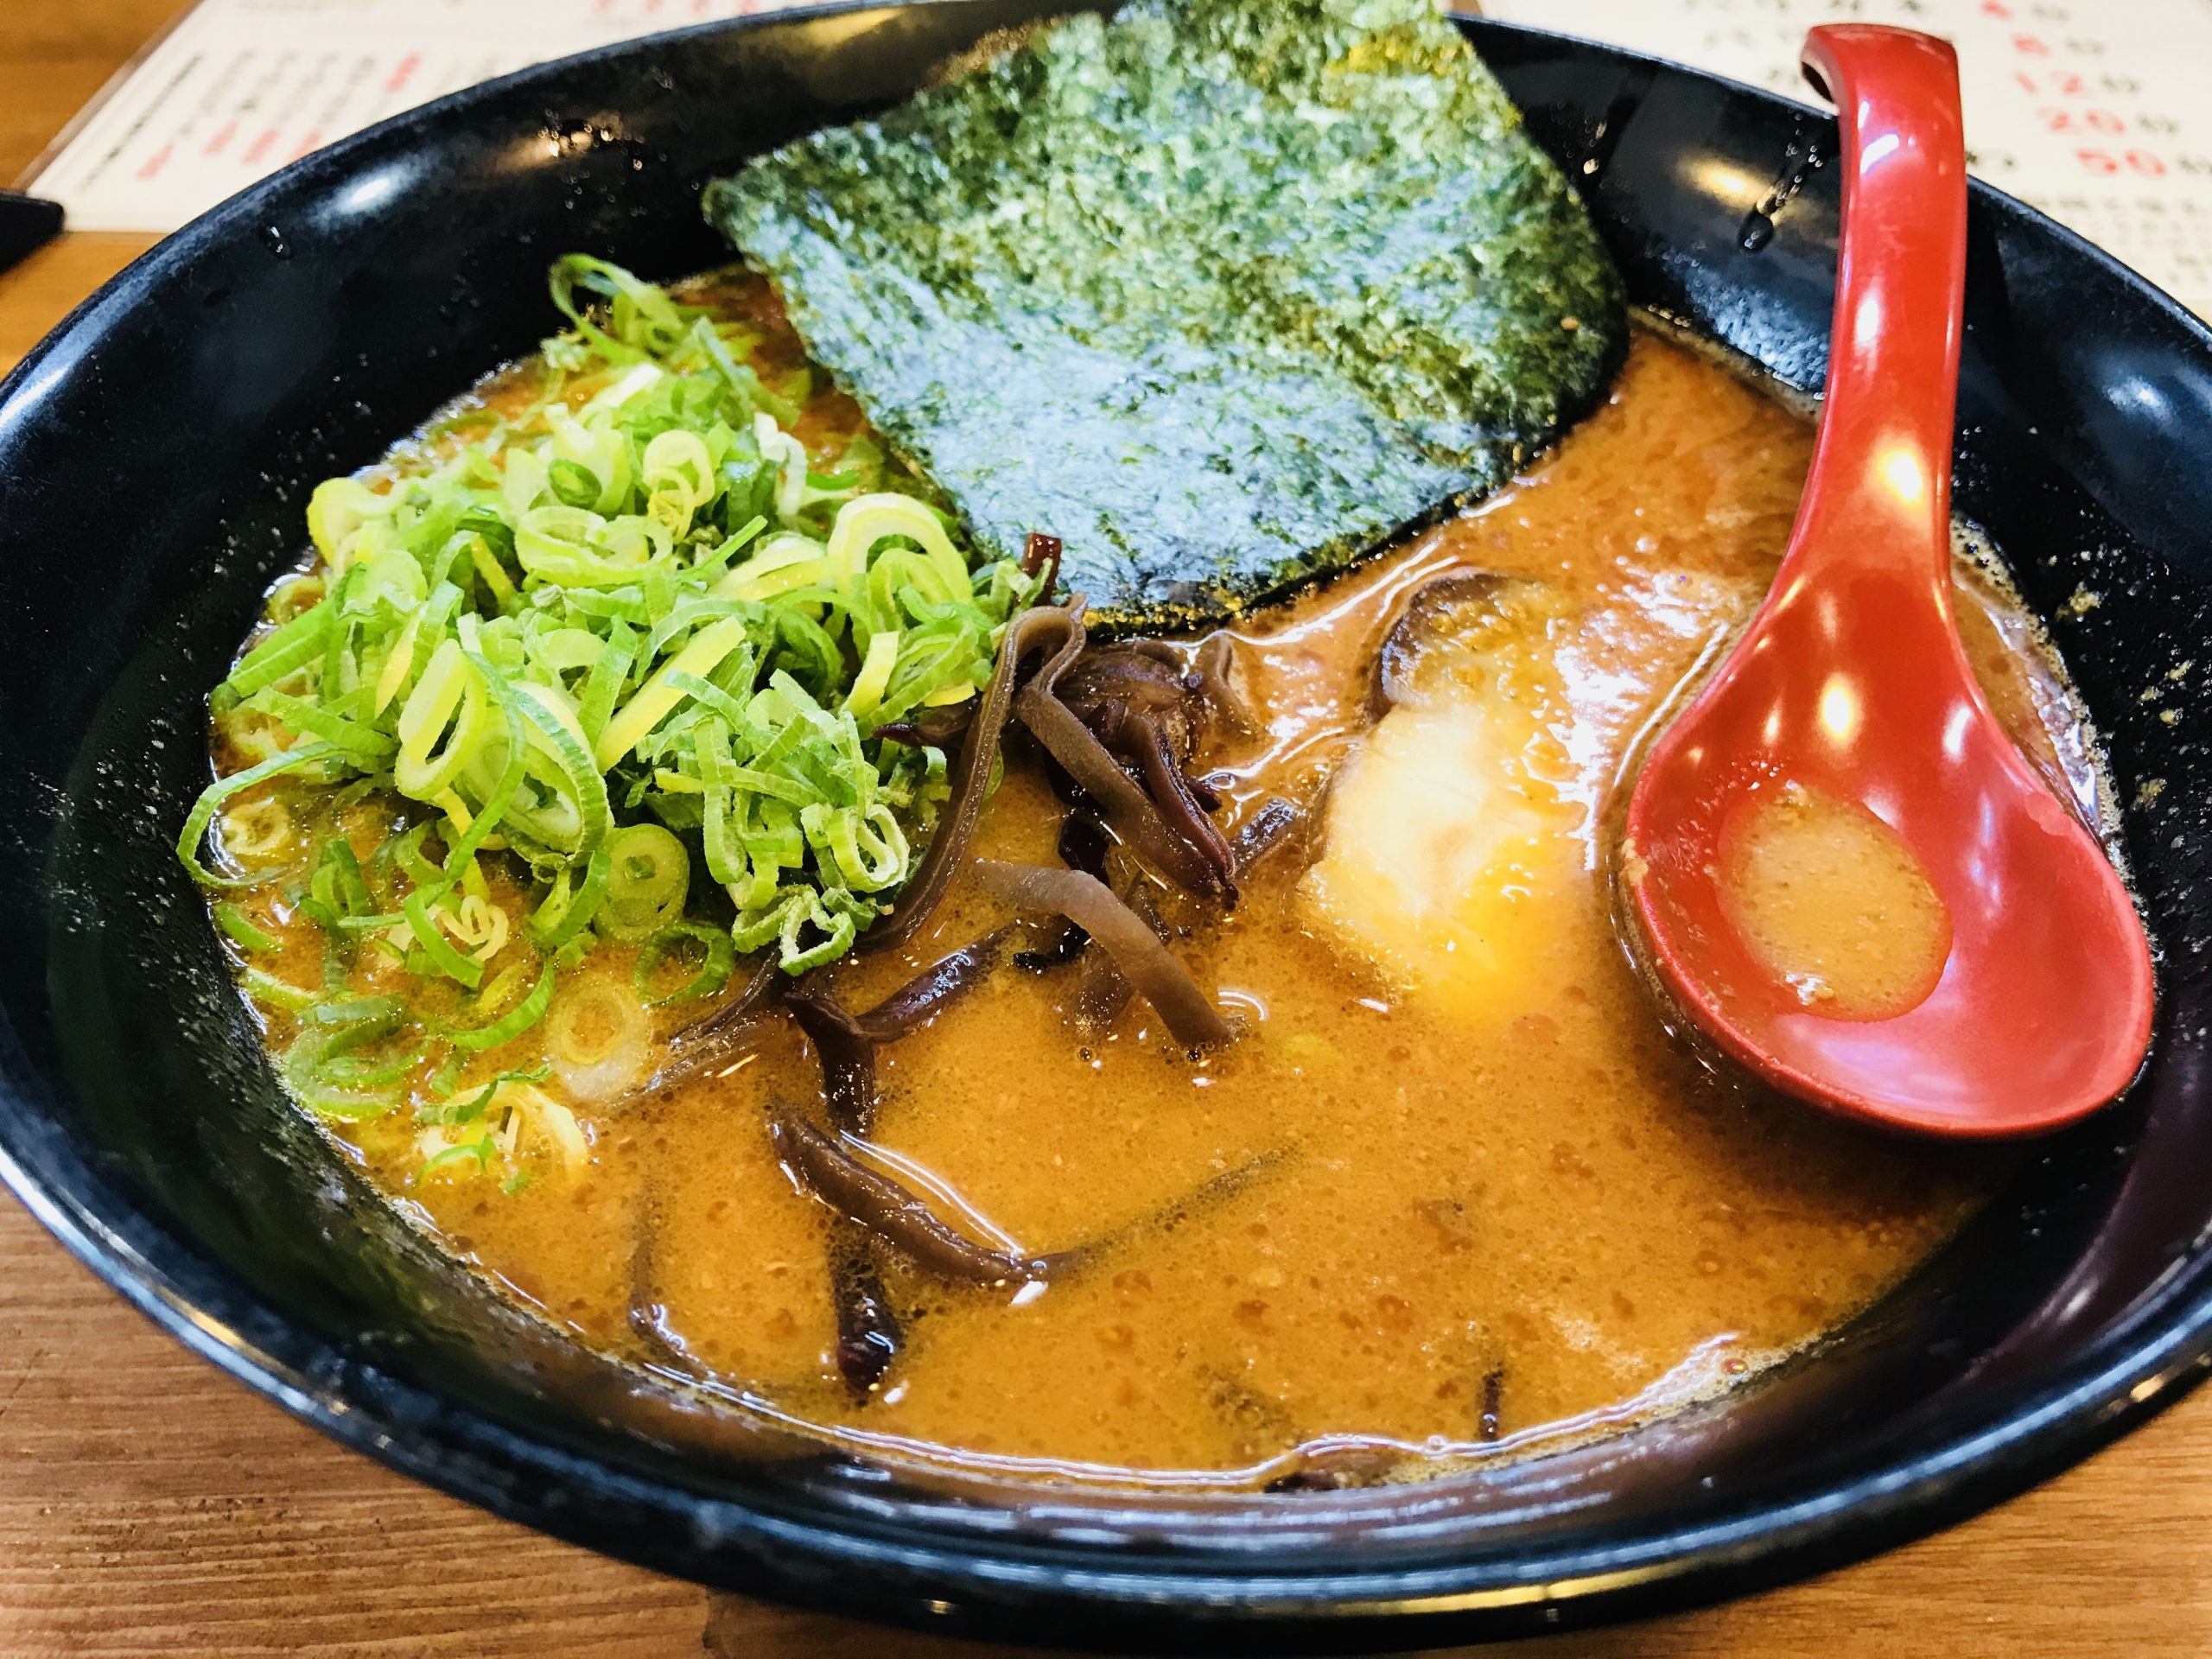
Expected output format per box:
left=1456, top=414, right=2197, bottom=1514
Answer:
left=1718, top=781, right=1952, bottom=1019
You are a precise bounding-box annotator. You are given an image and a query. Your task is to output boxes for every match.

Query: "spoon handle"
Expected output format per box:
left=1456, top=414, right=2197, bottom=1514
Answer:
left=1788, top=27, right=1967, bottom=594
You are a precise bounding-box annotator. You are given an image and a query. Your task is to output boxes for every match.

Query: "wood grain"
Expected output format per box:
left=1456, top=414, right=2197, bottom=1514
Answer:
left=10, top=1175, right=2212, bottom=1658
left=5, top=5, right=2211, bottom=1656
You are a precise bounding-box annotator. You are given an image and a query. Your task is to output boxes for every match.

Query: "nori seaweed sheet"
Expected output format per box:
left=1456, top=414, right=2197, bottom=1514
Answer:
left=703, top=0, right=1625, bottom=631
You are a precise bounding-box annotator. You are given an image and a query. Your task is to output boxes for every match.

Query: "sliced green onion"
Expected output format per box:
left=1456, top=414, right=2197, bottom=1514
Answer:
left=694, top=716, right=744, bottom=887
left=469, top=533, right=521, bottom=613
left=435, top=1063, right=552, bottom=1126
left=214, top=903, right=281, bottom=953
left=316, top=840, right=375, bottom=918
left=242, top=967, right=319, bottom=1011
left=304, top=993, right=406, bottom=1046
left=547, top=458, right=602, bottom=509
left=843, top=627, right=900, bottom=723
left=393, top=820, right=447, bottom=887
left=574, top=620, right=638, bottom=748
left=292, top=1082, right=404, bottom=1122
left=416, top=1135, right=496, bottom=1182
left=547, top=975, right=647, bottom=1069
left=222, top=603, right=335, bottom=701
left=549, top=253, right=699, bottom=360
left=450, top=959, right=556, bottom=1051
left=394, top=639, right=493, bottom=799
left=282, top=998, right=415, bottom=1119
left=438, top=644, right=530, bottom=874
left=529, top=843, right=610, bottom=950
left=511, top=681, right=611, bottom=859
left=190, top=256, right=1039, bottom=997
left=318, top=1044, right=428, bottom=1089
left=427, top=1046, right=467, bottom=1102
left=689, top=515, right=768, bottom=585
left=249, top=686, right=397, bottom=761
left=178, top=743, right=345, bottom=887
left=594, top=615, right=753, bottom=770
left=597, top=823, right=690, bottom=942
left=633, top=920, right=735, bottom=1007
left=403, top=889, right=486, bottom=989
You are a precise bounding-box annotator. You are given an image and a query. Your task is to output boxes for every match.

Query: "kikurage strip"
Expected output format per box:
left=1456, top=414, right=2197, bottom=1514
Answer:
left=1055, top=642, right=1238, bottom=897
left=625, top=956, right=782, bottom=1104
left=786, top=989, right=879, bottom=1134
left=1013, top=610, right=1227, bottom=897
left=1049, top=1144, right=1294, bottom=1275
left=772, top=1103, right=1294, bottom=1288
left=861, top=603, right=1079, bottom=954
left=847, top=927, right=1012, bottom=1043
left=1072, top=875, right=1169, bottom=1032
left=1021, top=531, right=1064, bottom=594
left=973, top=859, right=1231, bottom=1047
left=1230, top=796, right=1302, bottom=877
left=1192, top=633, right=1258, bottom=741
left=1014, top=815, right=1111, bottom=972
left=1479, top=1367, right=1505, bottom=1444
left=770, top=1109, right=1049, bottom=1286
left=830, top=1226, right=904, bottom=1394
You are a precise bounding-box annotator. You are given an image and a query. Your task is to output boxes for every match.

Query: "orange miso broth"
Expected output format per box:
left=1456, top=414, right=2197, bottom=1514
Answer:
left=217, top=318, right=2107, bottom=1490
left=1718, top=781, right=1955, bottom=1019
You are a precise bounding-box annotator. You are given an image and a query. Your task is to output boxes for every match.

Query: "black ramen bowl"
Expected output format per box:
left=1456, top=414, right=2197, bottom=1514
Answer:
left=4, top=4, right=2212, bottom=1649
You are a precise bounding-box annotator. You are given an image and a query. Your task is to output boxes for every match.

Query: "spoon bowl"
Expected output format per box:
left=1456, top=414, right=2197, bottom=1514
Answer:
left=1622, top=24, right=2156, bottom=1137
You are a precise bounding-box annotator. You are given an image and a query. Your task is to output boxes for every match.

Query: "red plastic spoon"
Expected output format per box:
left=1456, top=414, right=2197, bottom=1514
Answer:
left=1620, top=25, right=2154, bottom=1138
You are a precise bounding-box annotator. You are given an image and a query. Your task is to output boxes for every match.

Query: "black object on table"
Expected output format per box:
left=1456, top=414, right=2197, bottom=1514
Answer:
left=0, top=191, right=63, bottom=274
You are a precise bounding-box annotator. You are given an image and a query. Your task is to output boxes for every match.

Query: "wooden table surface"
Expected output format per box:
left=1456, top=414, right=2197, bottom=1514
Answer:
left=3, top=5, right=2207, bottom=1654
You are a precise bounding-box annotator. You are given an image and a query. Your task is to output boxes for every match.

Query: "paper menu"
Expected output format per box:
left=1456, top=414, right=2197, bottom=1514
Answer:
left=27, top=0, right=2212, bottom=318
left=1482, top=0, right=2212, bottom=317
left=24, top=0, right=796, bottom=236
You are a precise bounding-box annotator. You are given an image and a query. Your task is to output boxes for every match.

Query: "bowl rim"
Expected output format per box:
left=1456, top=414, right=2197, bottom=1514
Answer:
left=6, top=3, right=2212, bottom=1644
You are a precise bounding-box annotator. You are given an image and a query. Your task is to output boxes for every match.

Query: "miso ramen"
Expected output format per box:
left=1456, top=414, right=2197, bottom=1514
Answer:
left=182, top=264, right=2104, bottom=1489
